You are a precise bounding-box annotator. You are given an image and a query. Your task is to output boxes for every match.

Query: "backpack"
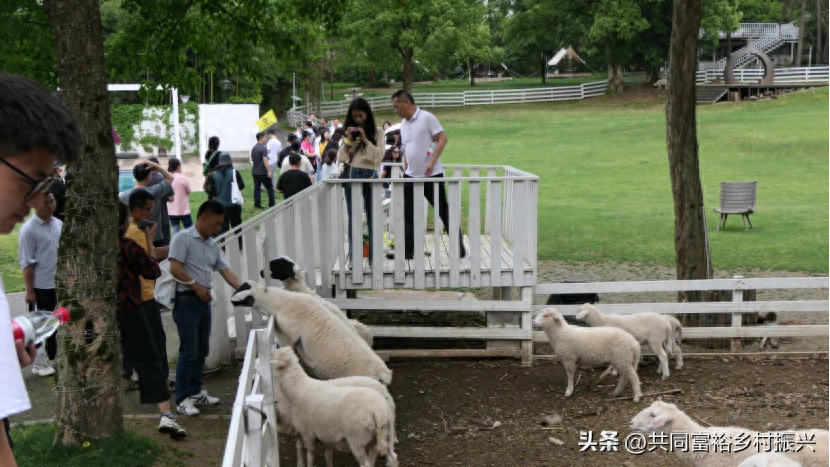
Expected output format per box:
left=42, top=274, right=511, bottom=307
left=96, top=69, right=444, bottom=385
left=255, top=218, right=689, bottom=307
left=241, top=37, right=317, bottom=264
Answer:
left=202, top=150, right=219, bottom=194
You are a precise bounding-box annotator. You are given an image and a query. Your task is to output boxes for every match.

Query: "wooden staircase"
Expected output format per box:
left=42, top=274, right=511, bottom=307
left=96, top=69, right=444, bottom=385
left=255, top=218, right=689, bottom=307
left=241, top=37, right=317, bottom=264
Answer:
left=696, top=86, right=728, bottom=104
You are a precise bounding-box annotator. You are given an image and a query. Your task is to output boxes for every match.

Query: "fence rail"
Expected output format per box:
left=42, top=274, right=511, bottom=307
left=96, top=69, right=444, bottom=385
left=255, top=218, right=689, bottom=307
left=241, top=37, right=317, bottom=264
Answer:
left=289, top=81, right=607, bottom=122
left=696, top=66, right=829, bottom=84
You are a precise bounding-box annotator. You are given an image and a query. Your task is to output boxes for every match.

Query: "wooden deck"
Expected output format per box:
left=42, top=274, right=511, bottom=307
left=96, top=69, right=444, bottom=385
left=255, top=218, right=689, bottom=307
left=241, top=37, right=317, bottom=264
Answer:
left=333, top=233, right=534, bottom=289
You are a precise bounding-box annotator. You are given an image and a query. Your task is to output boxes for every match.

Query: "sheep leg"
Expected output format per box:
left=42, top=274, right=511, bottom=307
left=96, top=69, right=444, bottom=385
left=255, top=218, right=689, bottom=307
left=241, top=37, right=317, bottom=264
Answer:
left=347, top=440, right=369, bottom=467
left=295, top=438, right=306, bottom=467
left=599, top=366, right=615, bottom=380
left=623, top=366, right=642, bottom=402
left=612, top=367, right=627, bottom=396
left=385, top=442, right=398, bottom=467
left=366, top=447, right=379, bottom=467
left=302, top=435, right=316, bottom=467
left=649, top=339, right=670, bottom=380
left=672, top=340, right=683, bottom=370
left=325, top=448, right=334, bottom=467
left=562, top=360, right=577, bottom=397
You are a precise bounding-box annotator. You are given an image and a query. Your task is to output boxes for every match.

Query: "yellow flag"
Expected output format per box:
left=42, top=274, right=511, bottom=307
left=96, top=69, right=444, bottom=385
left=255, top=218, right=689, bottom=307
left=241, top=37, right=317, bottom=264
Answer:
left=255, top=110, right=277, bottom=131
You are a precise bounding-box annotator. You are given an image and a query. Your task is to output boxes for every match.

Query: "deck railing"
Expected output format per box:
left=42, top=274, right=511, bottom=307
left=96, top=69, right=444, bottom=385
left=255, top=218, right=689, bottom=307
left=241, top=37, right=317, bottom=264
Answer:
left=209, top=164, right=538, bottom=359
left=696, top=66, right=830, bottom=84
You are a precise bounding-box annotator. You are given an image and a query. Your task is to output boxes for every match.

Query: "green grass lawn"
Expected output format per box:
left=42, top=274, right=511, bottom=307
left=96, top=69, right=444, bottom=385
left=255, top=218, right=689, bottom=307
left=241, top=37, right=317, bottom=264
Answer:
left=11, top=423, right=164, bottom=467
left=0, top=86, right=825, bottom=293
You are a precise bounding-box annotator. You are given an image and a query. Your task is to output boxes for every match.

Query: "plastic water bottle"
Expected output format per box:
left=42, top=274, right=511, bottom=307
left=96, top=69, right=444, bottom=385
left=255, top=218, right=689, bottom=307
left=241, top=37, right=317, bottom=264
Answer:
left=426, top=139, right=438, bottom=158
left=11, top=307, right=70, bottom=346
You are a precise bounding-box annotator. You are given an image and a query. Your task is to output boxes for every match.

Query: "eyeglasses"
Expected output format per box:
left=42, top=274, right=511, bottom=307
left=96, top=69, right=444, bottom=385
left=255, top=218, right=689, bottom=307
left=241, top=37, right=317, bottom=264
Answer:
left=0, top=158, right=58, bottom=202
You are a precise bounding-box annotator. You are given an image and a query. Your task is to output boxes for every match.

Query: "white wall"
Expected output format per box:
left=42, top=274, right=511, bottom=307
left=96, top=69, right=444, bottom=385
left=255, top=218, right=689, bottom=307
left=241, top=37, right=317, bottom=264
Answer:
left=198, top=104, right=260, bottom=163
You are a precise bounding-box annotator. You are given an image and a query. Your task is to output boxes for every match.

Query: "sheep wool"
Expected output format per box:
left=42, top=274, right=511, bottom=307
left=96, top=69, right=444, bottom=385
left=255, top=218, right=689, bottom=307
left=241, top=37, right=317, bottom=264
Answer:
left=630, top=401, right=828, bottom=467
left=534, top=308, right=641, bottom=402
left=271, top=347, right=398, bottom=467
left=232, top=281, right=392, bottom=385
left=576, top=303, right=680, bottom=379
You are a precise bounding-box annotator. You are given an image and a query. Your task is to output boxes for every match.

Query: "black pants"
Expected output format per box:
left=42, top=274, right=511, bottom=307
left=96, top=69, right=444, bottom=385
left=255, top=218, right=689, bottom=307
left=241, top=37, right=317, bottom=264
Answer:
left=122, top=300, right=169, bottom=380
left=403, top=173, right=465, bottom=258
left=252, top=174, right=275, bottom=208
left=116, top=305, right=170, bottom=404
left=220, top=204, right=243, bottom=250
left=29, top=288, right=57, bottom=361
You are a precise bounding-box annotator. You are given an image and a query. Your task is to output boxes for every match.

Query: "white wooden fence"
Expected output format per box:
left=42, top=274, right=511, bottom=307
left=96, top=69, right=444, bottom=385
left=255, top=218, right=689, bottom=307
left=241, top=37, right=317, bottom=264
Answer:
left=291, top=81, right=607, bottom=121
left=696, top=66, right=829, bottom=84
left=222, top=315, right=279, bottom=467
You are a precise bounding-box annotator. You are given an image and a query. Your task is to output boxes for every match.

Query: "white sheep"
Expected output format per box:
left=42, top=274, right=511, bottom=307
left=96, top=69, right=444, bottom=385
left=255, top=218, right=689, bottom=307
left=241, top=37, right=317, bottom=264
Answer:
left=271, top=347, right=398, bottom=467
left=664, top=314, right=684, bottom=370
left=232, top=281, right=392, bottom=385
left=274, top=373, right=398, bottom=467
left=266, top=256, right=373, bottom=346
left=576, top=303, right=677, bottom=379
left=737, top=453, right=802, bottom=467
left=630, top=401, right=829, bottom=467
left=534, top=308, right=641, bottom=402
left=654, top=78, right=668, bottom=89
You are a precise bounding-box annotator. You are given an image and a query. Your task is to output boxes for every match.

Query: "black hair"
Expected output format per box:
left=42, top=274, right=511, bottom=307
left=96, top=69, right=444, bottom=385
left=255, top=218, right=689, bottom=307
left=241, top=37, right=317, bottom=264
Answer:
left=331, top=128, right=344, bottom=143
left=147, top=156, right=160, bottom=164
left=118, top=201, right=129, bottom=238
left=205, top=136, right=220, bottom=161
left=168, top=158, right=181, bottom=172
left=267, top=129, right=276, bottom=135
left=291, top=140, right=301, bottom=151
left=128, top=188, right=155, bottom=211
left=133, top=162, right=151, bottom=182
left=286, top=133, right=299, bottom=144
left=324, top=148, right=337, bottom=166
left=383, top=121, right=392, bottom=129
left=383, top=146, right=401, bottom=162
left=288, top=153, right=302, bottom=167
left=256, top=131, right=266, bottom=141
left=304, top=120, right=313, bottom=128
left=197, top=199, right=226, bottom=218
left=344, top=98, right=377, bottom=146
left=391, top=89, right=415, bottom=105
left=0, top=74, right=80, bottom=164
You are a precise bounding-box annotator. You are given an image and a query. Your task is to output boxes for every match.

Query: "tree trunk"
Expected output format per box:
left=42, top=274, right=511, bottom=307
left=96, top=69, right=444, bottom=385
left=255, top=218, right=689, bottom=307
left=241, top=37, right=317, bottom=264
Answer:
left=795, top=0, right=807, bottom=66
left=541, top=54, right=547, bottom=84
left=469, top=59, right=476, bottom=86
left=817, top=0, right=824, bottom=63
left=666, top=0, right=712, bottom=298
left=368, top=68, right=376, bottom=84
left=780, top=0, right=791, bottom=23
left=647, top=64, right=661, bottom=85
left=44, top=0, right=124, bottom=444
left=726, top=31, right=732, bottom=58
left=402, top=47, right=414, bottom=91
left=606, top=43, right=625, bottom=95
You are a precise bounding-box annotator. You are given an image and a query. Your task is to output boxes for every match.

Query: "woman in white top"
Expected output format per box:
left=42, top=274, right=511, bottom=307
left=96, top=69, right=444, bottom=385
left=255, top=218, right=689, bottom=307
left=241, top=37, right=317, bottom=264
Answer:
left=320, top=147, right=340, bottom=180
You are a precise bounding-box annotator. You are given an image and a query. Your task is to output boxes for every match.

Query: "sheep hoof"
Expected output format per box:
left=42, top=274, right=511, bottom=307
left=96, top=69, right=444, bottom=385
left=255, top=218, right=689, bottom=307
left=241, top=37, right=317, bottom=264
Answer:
left=661, top=374, right=670, bottom=381
left=564, top=391, right=573, bottom=397
left=632, top=397, right=641, bottom=403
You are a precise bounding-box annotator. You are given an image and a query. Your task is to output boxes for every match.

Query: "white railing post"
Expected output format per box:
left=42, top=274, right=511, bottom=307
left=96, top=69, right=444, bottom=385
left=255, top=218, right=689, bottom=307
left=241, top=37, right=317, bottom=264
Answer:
left=732, top=275, right=744, bottom=353
left=255, top=326, right=279, bottom=466
left=580, top=83, right=585, bottom=99
left=243, top=393, right=264, bottom=467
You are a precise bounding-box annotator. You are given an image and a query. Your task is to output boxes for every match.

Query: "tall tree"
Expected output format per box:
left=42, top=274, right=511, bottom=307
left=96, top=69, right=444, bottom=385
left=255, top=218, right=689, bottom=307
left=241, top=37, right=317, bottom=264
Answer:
left=589, top=0, right=649, bottom=94
left=794, top=0, right=808, bottom=65
left=43, top=0, right=123, bottom=444
left=816, top=0, right=824, bottom=63
left=666, top=0, right=711, bottom=293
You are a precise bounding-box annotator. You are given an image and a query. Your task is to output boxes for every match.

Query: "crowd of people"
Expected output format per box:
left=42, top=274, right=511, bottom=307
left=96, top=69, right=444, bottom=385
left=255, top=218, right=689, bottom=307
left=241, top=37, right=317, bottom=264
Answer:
left=0, top=72, right=466, bottom=466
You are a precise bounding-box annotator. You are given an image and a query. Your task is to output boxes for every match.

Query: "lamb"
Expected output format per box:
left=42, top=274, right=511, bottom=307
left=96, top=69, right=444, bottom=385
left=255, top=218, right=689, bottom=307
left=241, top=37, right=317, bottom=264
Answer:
left=231, top=281, right=392, bottom=385
left=271, top=347, right=398, bottom=467
left=630, top=401, right=829, bottom=467
left=266, top=256, right=373, bottom=346
left=737, top=453, right=802, bottom=467
left=534, top=308, right=641, bottom=402
left=576, top=303, right=679, bottom=379
left=653, top=78, right=668, bottom=89
left=273, top=370, right=398, bottom=467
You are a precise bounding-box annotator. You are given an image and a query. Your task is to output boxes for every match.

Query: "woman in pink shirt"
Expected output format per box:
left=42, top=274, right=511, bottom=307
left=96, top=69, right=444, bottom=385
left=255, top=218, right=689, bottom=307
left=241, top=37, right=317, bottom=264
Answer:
left=166, top=158, right=192, bottom=235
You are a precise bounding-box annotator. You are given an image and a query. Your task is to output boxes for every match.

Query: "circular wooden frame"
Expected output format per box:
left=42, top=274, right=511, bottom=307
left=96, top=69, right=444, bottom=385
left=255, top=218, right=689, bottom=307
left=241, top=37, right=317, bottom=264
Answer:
left=723, top=45, right=774, bottom=85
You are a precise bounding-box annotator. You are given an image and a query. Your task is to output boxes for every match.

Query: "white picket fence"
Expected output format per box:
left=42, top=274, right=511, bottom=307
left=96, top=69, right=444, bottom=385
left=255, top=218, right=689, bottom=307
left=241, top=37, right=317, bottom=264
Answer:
left=290, top=81, right=607, bottom=121
left=696, top=66, right=829, bottom=84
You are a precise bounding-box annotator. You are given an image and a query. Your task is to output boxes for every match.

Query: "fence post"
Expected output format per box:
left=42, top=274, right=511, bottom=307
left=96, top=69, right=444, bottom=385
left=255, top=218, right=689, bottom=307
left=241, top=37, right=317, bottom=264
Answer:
left=243, top=394, right=265, bottom=467
left=731, top=275, right=743, bottom=353
left=580, top=83, right=585, bottom=99
left=255, top=327, right=279, bottom=466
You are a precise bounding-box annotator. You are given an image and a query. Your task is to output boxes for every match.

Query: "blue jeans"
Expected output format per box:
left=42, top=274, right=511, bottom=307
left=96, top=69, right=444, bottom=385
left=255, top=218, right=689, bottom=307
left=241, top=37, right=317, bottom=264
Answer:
left=343, top=167, right=378, bottom=262
left=170, top=214, right=193, bottom=235
left=173, top=292, right=211, bottom=404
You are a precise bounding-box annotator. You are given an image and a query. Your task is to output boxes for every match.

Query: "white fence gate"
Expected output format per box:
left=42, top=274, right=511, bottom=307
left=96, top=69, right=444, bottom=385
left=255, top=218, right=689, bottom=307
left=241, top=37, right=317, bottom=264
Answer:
left=696, top=66, right=829, bottom=84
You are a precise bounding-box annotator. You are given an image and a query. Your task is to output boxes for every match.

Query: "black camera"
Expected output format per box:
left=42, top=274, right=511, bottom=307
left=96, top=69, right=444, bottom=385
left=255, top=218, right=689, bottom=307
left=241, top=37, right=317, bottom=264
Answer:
left=138, top=219, right=155, bottom=232
left=351, top=127, right=362, bottom=140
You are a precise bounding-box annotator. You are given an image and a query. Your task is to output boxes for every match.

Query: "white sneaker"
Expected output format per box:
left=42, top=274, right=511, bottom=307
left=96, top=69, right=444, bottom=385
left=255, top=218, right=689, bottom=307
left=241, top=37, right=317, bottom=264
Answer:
left=158, top=415, right=187, bottom=440
left=176, top=398, right=200, bottom=416
left=32, top=364, right=55, bottom=377
left=189, top=389, right=220, bottom=405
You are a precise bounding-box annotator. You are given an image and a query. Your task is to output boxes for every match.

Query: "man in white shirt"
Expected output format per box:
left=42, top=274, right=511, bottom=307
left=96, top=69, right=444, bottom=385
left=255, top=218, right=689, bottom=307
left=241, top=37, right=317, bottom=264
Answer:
left=390, top=89, right=466, bottom=260
left=0, top=74, right=79, bottom=466
left=266, top=129, right=282, bottom=176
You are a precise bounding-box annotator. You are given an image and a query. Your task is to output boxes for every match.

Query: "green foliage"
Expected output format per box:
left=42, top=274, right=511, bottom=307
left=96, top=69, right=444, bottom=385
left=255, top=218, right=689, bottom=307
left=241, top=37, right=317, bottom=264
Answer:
left=0, top=0, right=57, bottom=87
left=11, top=423, right=161, bottom=467
left=228, top=95, right=263, bottom=104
